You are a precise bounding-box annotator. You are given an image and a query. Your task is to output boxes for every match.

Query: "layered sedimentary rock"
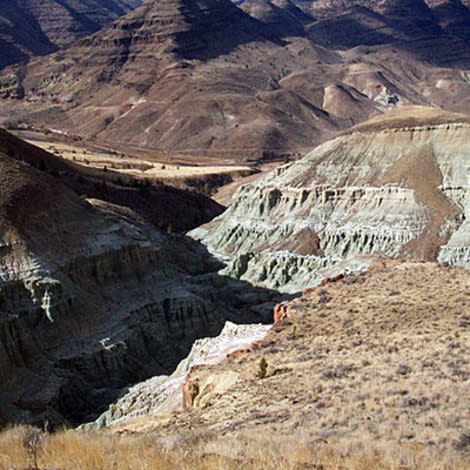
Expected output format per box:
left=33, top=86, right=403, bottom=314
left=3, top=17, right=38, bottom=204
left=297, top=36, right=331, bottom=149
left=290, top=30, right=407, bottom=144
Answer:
left=0, top=0, right=469, bottom=161
left=192, top=107, right=470, bottom=292
left=0, top=0, right=56, bottom=69
left=15, top=0, right=143, bottom=47
left=88, top=321, right=271, bottom=428
left=0, top=134, right=279, bottom=427
left=0, top=0, right=142, bottom=68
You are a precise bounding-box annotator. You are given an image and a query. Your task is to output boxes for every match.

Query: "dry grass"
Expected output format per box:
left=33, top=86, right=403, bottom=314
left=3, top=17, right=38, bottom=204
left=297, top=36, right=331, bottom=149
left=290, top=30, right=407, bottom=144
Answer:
left=0, top=425, right=469, bottom=470
left=109, top=262, right=470, bottom=469
left=23, top=138, right=252, bottom=182
left=1, top=263, right=469, bottom=470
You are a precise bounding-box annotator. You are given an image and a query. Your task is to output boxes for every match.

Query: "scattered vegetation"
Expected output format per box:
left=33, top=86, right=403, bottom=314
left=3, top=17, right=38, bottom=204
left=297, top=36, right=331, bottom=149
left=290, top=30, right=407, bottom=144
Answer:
left=186, top=174, right=233, bottom=198
left=257, top=357, right=268, bottom=379
left=22, top=426, right=45, bottom=470
left=200, top=182, right=215, bottom=197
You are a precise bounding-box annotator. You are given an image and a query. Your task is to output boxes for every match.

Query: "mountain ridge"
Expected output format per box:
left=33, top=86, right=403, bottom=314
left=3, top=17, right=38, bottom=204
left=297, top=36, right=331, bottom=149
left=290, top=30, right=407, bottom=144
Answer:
left=1, top=0, right=469, bottom=161
left=0, top=0, right=142, bottom=68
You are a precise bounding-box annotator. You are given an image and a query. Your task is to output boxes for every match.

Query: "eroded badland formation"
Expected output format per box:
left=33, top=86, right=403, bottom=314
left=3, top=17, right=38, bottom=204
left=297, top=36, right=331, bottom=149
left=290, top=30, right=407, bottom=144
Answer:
left=0, top=1, right=469, bottom=469
left=1, top=0, right=470, bottom=160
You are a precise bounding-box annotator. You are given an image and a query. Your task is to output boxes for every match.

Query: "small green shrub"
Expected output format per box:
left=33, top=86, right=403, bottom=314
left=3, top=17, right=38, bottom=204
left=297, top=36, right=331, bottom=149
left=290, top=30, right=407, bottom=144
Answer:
left=257, top=357, right=268, bottom=379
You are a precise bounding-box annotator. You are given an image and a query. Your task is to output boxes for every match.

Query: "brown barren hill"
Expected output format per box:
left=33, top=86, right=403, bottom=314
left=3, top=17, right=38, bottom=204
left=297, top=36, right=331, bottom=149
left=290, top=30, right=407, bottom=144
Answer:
left=1, top=1, right=470, bottom=161
left=344, top=105, right=470, bottom=134
left=0, top=0, right=142, bottom=68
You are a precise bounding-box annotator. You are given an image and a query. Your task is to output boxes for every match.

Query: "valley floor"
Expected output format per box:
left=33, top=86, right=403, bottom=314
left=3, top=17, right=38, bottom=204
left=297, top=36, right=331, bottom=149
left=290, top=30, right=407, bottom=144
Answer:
left=12, top=130, right=260, bottom=194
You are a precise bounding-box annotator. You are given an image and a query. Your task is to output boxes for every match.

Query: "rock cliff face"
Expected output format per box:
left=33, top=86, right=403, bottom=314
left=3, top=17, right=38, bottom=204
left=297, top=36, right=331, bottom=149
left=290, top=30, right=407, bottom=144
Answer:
left=1, top=0, right=469, bottom=161
left=87, top=321, right=271, bottom=428
left=0, top=0, right=142, bottom=68
left=192, top=107, right=470, bottom=292
left=0, top=134, right=279, bottom=427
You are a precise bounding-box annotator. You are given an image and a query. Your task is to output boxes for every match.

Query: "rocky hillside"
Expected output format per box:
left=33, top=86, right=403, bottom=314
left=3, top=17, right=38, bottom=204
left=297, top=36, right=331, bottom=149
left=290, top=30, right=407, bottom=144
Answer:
left=0, top=0, right=469, bottom=161
left=0, top=132, right=280, bottom=428
left=87, top=321, right=272, bottom=428
left=109, top=261, right=470, bottom=467
left=0, top=0, right=142, bottom=68
left=192, top=106, right=470, bottom=292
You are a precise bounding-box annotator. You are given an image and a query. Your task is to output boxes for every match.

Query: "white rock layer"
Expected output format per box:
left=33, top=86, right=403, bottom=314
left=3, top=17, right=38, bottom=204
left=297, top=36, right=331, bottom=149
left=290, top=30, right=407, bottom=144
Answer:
left=88, top=321, right=271, bottom=428
left=192, top=111, right=470, bottom=293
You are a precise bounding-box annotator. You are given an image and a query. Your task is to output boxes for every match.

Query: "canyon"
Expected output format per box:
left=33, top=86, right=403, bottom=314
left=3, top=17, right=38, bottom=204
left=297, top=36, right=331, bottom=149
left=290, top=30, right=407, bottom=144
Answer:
left=0, top=131, right=280, bottom=428
left=0, top=2, right=468, bottom=468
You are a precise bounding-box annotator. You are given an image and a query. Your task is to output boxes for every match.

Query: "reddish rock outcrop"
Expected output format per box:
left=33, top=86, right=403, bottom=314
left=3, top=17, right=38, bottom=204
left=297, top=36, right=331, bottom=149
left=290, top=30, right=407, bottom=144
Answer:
left=321, top=273, right=345, bottom=286
left=302, top=287, right=316, bottom=297
left=183, top=377, right=200, bottom=409
left=273, top=303, right=288, bottom=323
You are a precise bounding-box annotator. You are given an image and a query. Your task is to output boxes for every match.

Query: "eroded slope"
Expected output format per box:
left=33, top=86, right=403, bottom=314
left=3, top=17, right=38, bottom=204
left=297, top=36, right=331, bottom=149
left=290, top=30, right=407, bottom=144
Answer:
left=0, top=136, right=279, bottom=428
left=1, top=0, right=469, bottom=160
left=113, top=261, right=470, bottom=463
left=193, top=106, right=470, bottom=292
left=0, top=0, right=142, bottom=68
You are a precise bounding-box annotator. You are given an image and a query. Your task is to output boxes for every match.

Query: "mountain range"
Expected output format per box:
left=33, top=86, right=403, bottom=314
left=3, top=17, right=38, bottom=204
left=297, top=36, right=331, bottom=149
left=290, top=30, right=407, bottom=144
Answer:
left=0, top=0, right=469, bottom=161
left=0, top=0, right=142, bottom=68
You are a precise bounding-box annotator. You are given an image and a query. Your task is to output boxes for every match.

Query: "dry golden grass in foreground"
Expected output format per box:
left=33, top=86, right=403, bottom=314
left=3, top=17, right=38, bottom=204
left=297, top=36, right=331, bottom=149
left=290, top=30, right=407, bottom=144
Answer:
left=0, top=425, right=469, bottom=470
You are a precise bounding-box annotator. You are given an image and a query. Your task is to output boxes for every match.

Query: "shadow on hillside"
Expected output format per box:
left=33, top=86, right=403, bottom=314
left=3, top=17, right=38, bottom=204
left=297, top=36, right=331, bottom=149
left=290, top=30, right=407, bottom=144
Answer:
left=305, top=5, right=470, bottom=68
left=306, top=7, right=407, bottom=50
left=174, top=0, right=288, bottom=61
left=0, top=151, right=294, bottom=428
left=51, top=237, right=294, bottom=427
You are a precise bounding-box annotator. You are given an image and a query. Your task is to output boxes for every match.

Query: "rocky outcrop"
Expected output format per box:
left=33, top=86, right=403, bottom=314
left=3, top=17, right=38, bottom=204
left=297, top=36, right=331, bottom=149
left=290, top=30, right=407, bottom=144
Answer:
left=192, top=107, right=470, bottom=292
left=0, top=136, right=279, bottom=427
left=87, top=321, right=270, bottom=428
